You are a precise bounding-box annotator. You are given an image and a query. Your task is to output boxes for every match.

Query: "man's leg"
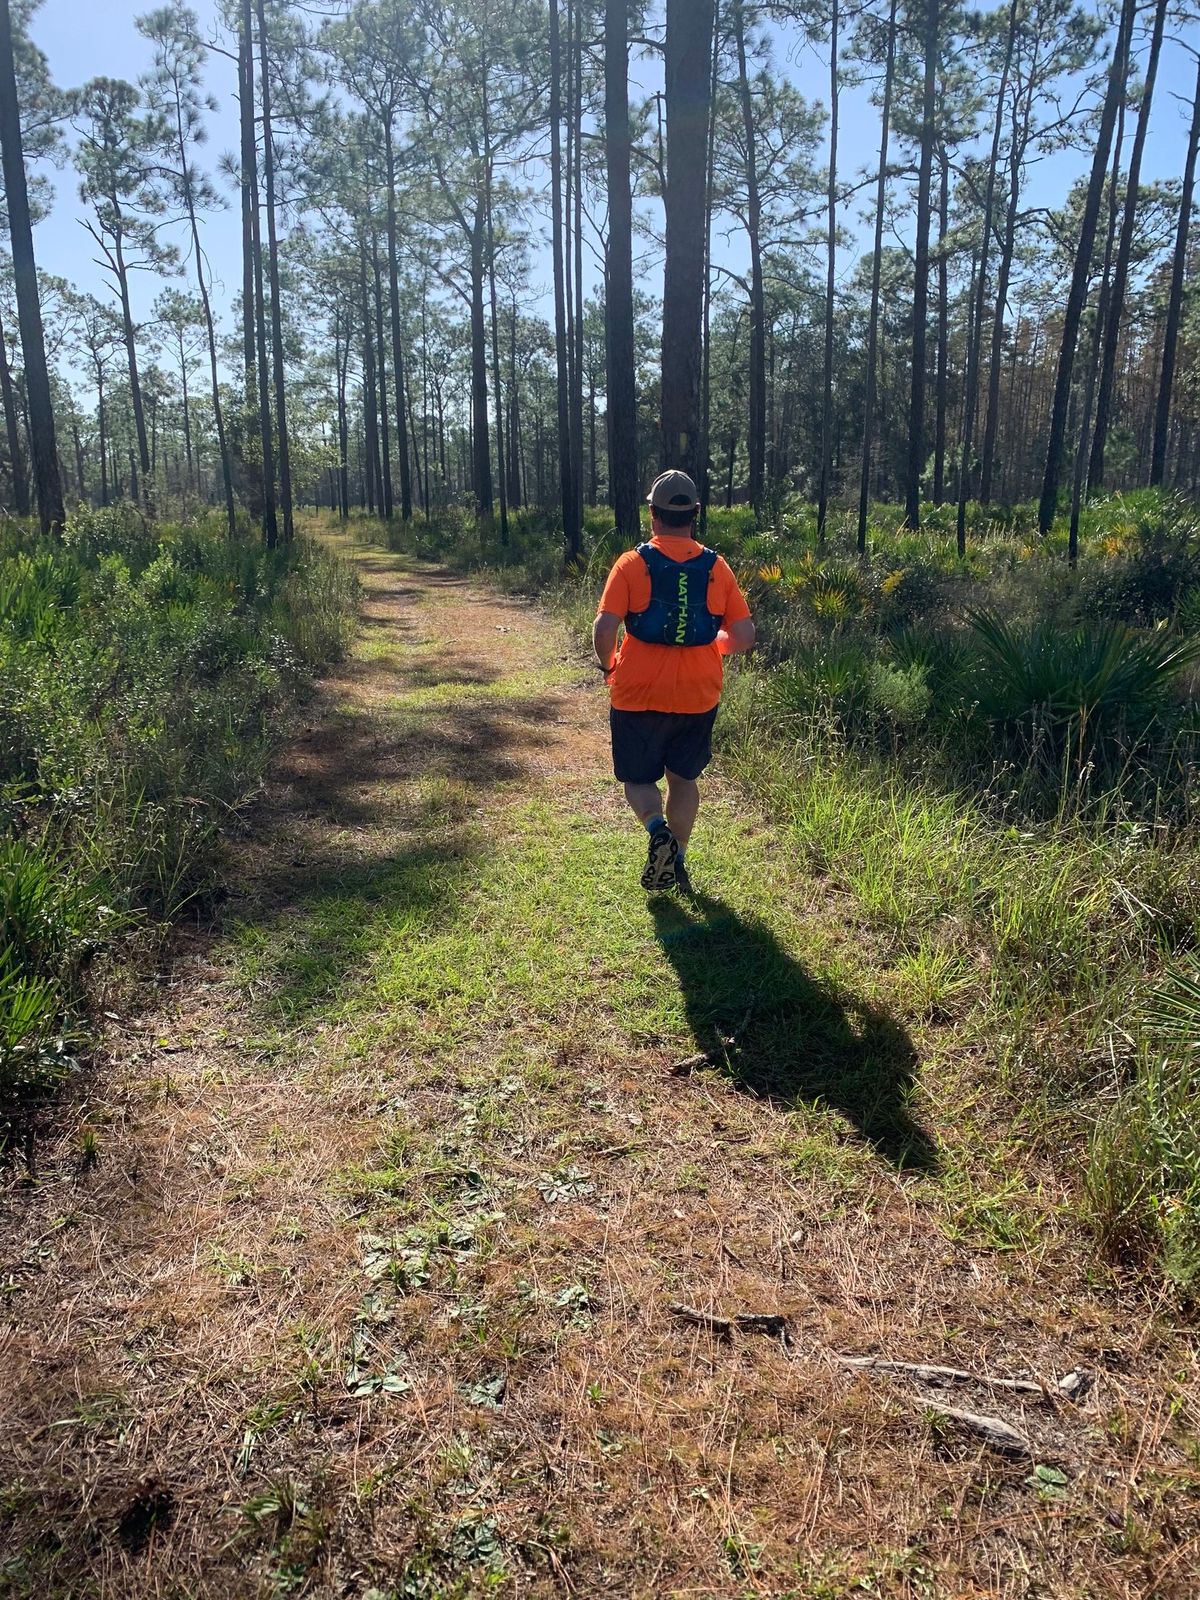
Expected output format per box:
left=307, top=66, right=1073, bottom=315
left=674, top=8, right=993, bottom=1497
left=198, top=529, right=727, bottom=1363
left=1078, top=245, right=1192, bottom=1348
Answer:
left=623, top=781, right=665, bottom=826
left=664, top=771, right=700, bottom=851
left=626, top=780, right=679, bottom=888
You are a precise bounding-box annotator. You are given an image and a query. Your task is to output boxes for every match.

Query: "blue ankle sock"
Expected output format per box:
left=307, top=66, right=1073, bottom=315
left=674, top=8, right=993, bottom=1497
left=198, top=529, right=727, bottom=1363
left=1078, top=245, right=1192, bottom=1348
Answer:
left=645, top=814, right=667, bottom=834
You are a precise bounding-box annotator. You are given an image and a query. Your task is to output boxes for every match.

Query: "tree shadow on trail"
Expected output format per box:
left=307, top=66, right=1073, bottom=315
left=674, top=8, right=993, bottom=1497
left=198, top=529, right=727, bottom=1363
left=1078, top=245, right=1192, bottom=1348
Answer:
left=649, top=893, right=937, bottom=1173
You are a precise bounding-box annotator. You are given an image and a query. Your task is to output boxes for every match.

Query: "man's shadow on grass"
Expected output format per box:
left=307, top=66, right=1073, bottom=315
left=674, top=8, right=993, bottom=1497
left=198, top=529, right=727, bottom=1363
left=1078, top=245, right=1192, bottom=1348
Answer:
left=649, top=893, right=937, bottom=1172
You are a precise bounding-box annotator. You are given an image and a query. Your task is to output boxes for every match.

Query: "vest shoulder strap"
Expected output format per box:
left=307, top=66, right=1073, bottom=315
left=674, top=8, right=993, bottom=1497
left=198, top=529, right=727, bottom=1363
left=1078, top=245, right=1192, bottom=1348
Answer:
left=636, top=542, right=718, bottom=574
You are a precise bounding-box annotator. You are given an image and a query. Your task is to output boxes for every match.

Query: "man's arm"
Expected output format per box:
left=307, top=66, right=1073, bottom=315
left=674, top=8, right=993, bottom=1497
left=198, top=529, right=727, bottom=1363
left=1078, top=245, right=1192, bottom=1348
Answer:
left=718, top=617, right=756, bottom=655
left=593, top=611, right=621, bottom=673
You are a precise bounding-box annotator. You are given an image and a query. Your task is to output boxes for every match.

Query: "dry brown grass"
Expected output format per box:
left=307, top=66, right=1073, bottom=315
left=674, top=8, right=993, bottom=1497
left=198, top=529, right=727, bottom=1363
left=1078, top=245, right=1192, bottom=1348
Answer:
left=2, top=529, right=1198, bottom=1599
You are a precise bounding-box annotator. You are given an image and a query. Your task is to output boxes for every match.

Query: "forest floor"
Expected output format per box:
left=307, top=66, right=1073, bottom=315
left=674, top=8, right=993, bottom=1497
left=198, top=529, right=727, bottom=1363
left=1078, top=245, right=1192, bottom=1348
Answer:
left=2, top=527, right=1198, bottom=1600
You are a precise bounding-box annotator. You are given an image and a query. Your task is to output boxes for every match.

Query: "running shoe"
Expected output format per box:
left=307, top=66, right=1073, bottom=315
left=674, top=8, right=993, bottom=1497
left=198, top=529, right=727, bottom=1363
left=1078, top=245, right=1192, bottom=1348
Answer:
left=640, top=822, right=679, bottom=891
left=673, top=856, right=694, bottom=896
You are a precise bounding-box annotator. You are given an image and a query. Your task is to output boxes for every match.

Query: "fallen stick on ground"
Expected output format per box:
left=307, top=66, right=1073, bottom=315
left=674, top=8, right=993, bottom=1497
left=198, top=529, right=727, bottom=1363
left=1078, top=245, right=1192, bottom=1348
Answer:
left=670, top=1004, right=755, bottom=1075
left=834, top=1354, right=1048, bottom=1398
left=668, top=1303, right=733, bottom=1337
left=735, top=1312, right=790, bottom=1338
left=916, top=1401, right=1033, bottom=1457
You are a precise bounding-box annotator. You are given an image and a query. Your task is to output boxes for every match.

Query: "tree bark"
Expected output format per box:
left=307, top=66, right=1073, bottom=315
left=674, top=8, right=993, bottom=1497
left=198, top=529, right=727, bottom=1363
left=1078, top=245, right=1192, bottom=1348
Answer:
left=484, top=151, right=509, bottom=545
left=336, top=309, right=349, bottom=520
left=818, top=0, right=839, bottom=541
left=858, top=0, right=897, bottom=552
left=96, top=367, right=108, bottom=506
left=660, top=0, right=716, bottom=478
left=1151, top=53, right=1200, bottom=487
left=468, top=203, right=492, bottom=523
left=733, top=0, right=766, bottom=521
left=242, top=1, right=277, bottom=545
left=0, top=303, right=30, bottom=515
left=1037, top=0, right=1134, bottom=534
left=549, top=0, right=578, bottom=555
left=0, top=0, right=62, bottom=532
left=604, top=0, right=640, bottom=540
left=571, top=0, right=585, bottom=530
left=173, top=77, right=236, bottom=536
left=699, top=5, right=720, bottom=531
left=956, top=0, right=1017, bottom=556
left=933, top=148, right=948, bottom=503
left=1088, top=0, right=1167, bottom=490
left=384, top=120, right=412, bottom=520
left=256, top=0, right=293, bottom=541
left=372, top=238, right=394, bottom=520
left=362, top=259, right=379, bottom=514
left=904, top=0, right=938, bottom=531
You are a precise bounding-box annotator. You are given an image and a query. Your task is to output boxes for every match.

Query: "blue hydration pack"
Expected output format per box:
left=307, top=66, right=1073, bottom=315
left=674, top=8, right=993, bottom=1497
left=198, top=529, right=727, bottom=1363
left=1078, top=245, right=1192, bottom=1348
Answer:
left=623, top=543, right=722, bottom=647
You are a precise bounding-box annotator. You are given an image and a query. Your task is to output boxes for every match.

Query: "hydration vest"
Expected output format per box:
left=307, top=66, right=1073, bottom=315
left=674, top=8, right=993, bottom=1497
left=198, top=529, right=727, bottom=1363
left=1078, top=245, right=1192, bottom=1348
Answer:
left=623, top=543, right=722, bottom=647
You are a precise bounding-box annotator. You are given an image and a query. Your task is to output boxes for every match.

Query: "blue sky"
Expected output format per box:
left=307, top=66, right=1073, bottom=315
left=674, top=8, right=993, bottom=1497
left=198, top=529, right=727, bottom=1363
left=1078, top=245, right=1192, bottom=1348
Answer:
left=23, top=0, right=1200, bottom=374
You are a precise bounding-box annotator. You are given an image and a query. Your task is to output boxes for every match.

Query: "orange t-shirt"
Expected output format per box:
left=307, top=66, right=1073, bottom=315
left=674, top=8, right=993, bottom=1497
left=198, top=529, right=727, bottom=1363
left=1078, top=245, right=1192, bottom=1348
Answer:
left=597, top=534, right=751, bottom=713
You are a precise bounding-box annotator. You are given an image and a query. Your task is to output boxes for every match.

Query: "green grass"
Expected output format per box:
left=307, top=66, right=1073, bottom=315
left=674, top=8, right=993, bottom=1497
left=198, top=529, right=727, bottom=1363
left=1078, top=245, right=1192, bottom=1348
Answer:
left=0, top=503, right=357, bottom=1122
left=376, top=492, right=1200, bottom=1293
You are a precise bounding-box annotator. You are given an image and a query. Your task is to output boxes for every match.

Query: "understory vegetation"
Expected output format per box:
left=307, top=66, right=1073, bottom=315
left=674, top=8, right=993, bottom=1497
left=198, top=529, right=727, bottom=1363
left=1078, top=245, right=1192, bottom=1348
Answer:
left=0, top=504, right=356, bottom=1125
left=387, top=488, right=1200, bottom=1296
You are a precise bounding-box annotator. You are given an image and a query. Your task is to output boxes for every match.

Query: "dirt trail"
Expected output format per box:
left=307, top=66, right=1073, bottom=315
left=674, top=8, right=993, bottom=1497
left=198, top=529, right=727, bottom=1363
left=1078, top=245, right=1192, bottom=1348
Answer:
left=1, top=535, right=1196, bottom=1599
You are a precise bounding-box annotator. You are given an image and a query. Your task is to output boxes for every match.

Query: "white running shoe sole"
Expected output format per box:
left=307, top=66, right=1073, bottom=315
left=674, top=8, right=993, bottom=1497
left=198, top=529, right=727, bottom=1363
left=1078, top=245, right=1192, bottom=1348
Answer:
left=641, top=826, right=679, bottom=891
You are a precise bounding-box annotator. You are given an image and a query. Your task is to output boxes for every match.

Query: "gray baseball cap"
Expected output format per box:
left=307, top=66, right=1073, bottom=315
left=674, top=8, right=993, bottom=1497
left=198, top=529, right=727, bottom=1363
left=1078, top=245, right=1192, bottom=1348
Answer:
left=646, top=469, right=700, bottom=510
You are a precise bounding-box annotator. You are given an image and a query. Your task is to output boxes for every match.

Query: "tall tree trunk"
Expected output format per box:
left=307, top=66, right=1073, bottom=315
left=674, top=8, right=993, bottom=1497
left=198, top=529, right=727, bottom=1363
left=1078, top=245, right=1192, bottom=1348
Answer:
left=604, top=0, right=639, bottom=540
left=956, top=0, right=1016, bottom=556
left=979, top=164, right=1018, bottom=503
left=180, top=351, right=193, bottom=493
left=71, top=419, right=84, bottom=502
left=1151, top=53, right=1200, bottom=487
left=239, top=31, right=255, bottom=407
left=588, top=368, right=598, bottom=504
left=483, top=150, right=509, bottom=546
left=506, top=297, right=521, bottom=508
left=933, top=148, right=948, bottom=504
left=733, top=0, right=766, bottom=521
left=1089, top=0, right=1167, bottom=490
left=336, top=313, right=349, bottom=521
left=174, top=86, right=236, bottom=537
left=406, top=370, right=423, bottom=511
left=114, top=243, right=153, bottom=509
left=904, top=0, right=938, bottom=531
left=661, top=0, right=716, bottom=478
left=1038, top=0, right=1135, bottom=534
left=818, top=0, right=839, bottom=542
left=1068, top=116, right=1125, bottom=565
left=96, top=369, right=108, bottom=506
left=858, top=0, right=897, bottom=552
left=699, top=4, right=720, bottom=531
left=256, top=0, right=292, bottom=541
left=549, top=0, right=578, bottom=555
left=384, top=121, right=412, bottom=520
left=372, top=239, right=394, bottom=520
left=0, top=0, right=62, bottom=533
left=571, top=0, right=585, bottom=532
left=242, top=0, right=277, bottom=546
left=361, top=258, right=379, bottom=514
left=468, top=204, right=492, bottom=523
left=0, top=304, right=30, bottom=515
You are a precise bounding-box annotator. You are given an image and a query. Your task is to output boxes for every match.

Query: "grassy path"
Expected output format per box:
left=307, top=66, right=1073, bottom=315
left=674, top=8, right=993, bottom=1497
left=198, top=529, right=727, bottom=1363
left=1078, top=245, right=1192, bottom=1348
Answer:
left=2, top=530, right=1197, bottom=1598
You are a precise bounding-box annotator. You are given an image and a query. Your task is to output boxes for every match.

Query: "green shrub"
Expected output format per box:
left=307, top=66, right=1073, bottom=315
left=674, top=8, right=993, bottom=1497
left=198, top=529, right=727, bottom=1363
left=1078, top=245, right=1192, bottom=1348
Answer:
left=967, top=611, right=1200, bottom=763
left=0, top=507, right=356, bottom=1120
left=1089, top=1047, right=1200, bottom=1295
left=0, top=944, right=69, bottom=1106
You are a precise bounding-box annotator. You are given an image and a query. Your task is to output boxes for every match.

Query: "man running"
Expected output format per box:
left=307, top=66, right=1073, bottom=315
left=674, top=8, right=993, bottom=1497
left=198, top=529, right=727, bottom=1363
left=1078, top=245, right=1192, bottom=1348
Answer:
left=593, top=470, right=756, bottom=892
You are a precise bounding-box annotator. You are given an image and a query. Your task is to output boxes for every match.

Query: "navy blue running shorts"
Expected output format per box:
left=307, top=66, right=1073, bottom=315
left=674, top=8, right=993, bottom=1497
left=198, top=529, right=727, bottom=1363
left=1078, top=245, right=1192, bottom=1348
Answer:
left=609, top=705, right=719, bottom=784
